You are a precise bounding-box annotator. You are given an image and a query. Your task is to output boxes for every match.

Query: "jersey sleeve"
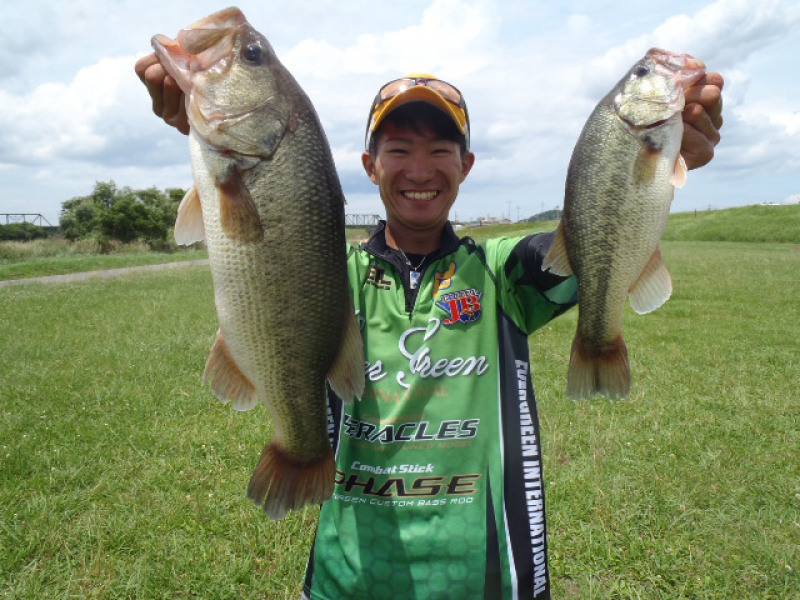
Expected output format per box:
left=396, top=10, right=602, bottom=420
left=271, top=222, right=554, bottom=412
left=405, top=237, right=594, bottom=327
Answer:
left=484, top=232, right=578, bottom=335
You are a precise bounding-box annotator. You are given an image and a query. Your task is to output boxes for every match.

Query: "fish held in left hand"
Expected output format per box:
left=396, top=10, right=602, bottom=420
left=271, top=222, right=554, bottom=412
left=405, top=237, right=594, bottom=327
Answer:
left=151, top=6, right=364, bottom=519
left=544, top=48, right=706, bottom=400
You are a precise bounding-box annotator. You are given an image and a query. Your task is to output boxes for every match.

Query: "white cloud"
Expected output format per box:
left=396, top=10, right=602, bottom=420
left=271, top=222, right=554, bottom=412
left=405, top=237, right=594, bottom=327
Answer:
left=1, top=0, right=799, bottom=223
left=0, top=55, right=153, bottom=165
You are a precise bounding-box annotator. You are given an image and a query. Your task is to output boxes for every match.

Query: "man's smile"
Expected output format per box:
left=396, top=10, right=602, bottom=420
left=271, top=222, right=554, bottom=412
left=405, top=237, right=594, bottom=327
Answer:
left=403, top=190, right=440, bottom=200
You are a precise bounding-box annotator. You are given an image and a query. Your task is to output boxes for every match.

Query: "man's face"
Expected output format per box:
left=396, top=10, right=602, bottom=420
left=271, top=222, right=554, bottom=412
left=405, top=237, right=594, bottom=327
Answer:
left=362, top=121, right=475, bottom=237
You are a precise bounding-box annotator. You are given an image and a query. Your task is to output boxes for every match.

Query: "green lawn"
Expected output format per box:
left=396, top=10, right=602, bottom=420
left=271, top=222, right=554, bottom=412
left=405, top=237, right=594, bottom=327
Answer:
left=1, top=240, right=798, bottom=598
left=0, top=247, right=207, bottom=282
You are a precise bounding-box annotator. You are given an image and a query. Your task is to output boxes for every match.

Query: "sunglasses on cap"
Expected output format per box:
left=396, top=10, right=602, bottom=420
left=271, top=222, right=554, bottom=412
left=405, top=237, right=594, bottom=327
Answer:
left=364, top=76, right=470, bottom=150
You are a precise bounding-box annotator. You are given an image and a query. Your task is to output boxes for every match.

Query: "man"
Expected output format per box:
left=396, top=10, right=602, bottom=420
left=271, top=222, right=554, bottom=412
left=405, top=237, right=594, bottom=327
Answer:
left=136, top=57, right=722, bottom=599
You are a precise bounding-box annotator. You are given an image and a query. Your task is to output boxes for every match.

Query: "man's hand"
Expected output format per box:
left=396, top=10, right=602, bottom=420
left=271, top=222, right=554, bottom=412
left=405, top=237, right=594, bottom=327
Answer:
left=134, top=53, right=190, bottom=135
left=682, top=72, right=724, bottom=170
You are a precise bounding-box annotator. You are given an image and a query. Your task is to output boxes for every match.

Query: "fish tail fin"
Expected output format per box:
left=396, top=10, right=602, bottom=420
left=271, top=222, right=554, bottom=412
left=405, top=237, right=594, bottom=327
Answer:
left=327, top=299, right=365, bottom=404
left=247, top=442, right=335, bottom=520
left=567, top=333, right=631, bottom=400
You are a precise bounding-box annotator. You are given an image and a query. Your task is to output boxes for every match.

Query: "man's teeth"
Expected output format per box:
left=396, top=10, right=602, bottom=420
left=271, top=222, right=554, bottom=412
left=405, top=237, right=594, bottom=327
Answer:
left=404, top=191, right=438, bottom=200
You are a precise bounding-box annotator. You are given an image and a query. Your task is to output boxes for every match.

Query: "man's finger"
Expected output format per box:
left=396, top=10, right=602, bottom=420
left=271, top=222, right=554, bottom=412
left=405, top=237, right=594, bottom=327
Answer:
left=684, top=72, right=724, bottom=130
left=681, top=126, right=713, bottom=170
left=134, top=53, right=160, bottom=84
left=684, top=103, right=721, bottom=147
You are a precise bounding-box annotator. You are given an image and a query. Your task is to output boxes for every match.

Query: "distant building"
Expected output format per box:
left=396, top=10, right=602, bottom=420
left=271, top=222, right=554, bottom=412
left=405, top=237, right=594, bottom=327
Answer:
left=477, top=216, right=512, bottom=227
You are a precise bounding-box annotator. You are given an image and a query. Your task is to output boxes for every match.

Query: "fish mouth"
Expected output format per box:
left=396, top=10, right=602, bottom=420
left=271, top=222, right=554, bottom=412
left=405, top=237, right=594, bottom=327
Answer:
left=178, top=7, right=246, bottom=54
left=647, top=48, right=706, bottom=90
left=151, top=7, right=271, bottom=129
left=150, top=7, right=246, bottom=93
left=151, top=30, right=236, bottom=89
left=152, top=34, right=257, bottom=128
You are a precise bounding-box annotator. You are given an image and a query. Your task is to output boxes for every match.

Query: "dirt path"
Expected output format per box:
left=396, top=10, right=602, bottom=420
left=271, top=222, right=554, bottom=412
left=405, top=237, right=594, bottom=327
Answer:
left=0, top=259, right=210, bottom=288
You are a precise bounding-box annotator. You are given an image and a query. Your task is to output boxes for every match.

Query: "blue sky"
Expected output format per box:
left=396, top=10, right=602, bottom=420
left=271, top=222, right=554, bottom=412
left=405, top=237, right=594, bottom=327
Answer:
left=1, top=0, right=798, bottom=224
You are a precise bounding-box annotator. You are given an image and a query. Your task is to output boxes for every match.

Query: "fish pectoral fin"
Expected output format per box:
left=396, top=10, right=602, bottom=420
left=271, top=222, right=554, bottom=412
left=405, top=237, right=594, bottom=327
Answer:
left=670, top=154, right=688, bottom=189
left=202, top=329, right=259, bottom=411
left=326, top=299, right=365, bottom=404
left=542, top=222, right=574, bottom=276
left=629, top=247, right=673, bottom=314
left=174, top=186, right=205, bottom=245
left=218, top=169, right=264, bottom=243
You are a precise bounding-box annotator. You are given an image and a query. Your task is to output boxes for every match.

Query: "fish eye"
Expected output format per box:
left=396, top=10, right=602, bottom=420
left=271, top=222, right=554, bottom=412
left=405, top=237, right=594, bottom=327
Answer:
left=633, top=65, right=650, bottom=78
left=242, top=43, right=263, bottom=64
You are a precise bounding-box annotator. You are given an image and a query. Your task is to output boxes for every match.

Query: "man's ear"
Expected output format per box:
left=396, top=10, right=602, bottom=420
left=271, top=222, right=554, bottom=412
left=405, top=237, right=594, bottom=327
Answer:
left=461, top=151, right=476, bottom=182
left=362, top=152, right=379, bottom=184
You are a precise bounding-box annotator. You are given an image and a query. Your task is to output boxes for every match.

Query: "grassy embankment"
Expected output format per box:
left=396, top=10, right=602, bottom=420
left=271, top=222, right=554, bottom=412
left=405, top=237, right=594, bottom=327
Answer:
left=2, top=204, right=797, bottom=282
left=1, top=204, right=798, bottom=598
left=0, top=239, right=207, bottom=282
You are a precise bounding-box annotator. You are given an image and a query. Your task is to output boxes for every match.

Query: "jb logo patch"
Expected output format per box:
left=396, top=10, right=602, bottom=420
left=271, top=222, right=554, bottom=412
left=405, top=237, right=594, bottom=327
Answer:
left=436, top=288, right=483, bottom=325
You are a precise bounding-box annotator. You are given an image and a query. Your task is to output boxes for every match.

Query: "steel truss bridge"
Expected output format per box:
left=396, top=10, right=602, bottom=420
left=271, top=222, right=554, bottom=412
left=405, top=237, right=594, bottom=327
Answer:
left=345, top=214, right=381, bottom=228
left=1, top=213, right=53, bottom=226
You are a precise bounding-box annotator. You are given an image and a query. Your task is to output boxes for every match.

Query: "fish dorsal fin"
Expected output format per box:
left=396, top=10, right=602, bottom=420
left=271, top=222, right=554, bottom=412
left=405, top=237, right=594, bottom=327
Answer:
left=218, top=169, right=264, bottom=243
left=327, top=298, right=365, bottom=404
left=670, top=154, right=688, bottom=189
left=174, top=186, right=205, bottom=245
left=629, top=246, right=673, bottom=314
left=203, top=329, right=259, bottom=411
left=542, top=222, right=574, bottom=276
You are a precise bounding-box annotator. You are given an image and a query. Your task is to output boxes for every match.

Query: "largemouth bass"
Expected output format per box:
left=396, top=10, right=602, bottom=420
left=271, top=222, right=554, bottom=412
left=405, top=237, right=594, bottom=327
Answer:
left=544, top=48, right=706, bottom=399
left=151, top=7, right=364, bottom=519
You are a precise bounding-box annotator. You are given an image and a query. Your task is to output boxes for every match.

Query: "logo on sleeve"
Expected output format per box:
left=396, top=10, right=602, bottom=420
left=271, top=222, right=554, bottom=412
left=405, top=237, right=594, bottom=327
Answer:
left=436, top=288, right=483, bottom=325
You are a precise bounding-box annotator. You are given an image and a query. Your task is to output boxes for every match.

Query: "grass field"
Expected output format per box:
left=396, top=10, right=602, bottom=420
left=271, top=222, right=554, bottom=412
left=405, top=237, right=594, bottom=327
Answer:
left=0, top=238, right=207, bottom=282
left=1, top=215, right=798, bottom=598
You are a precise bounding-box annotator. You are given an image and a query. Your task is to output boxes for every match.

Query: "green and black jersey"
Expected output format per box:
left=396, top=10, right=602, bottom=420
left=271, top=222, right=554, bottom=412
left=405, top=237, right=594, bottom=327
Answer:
left=303, top=222, right=577, bottom=600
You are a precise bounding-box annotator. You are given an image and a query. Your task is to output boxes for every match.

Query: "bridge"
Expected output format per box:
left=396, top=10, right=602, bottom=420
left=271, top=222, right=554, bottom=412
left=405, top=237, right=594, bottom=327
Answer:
left=1, top=213, right=53, bottom=226
left=345, top=214, right=381, bottom=228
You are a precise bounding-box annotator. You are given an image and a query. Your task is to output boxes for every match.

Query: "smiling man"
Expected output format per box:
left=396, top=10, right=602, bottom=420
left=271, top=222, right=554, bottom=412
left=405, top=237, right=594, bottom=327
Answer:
left=362, top=79, right=475, bottom=255
left=302, top=75, right=584, bottom=599
left=135, top=57, right=723, bottom=598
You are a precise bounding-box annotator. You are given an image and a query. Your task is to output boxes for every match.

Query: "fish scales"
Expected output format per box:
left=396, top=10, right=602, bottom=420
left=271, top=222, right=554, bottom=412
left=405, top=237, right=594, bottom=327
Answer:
left=545, top=48, right=706, bottom=399
left=197, top=106, right=348, bottom=427
left=152, top=6, right=364, bottom=519
left=566, top=106, right=676, bottom=340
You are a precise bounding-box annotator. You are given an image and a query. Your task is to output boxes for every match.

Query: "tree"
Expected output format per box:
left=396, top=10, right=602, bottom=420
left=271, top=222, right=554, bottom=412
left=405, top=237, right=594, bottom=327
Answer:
left=0, top=222, right=48, bottom=241
left=60, top=194, right=102, bottom=240
left=59, top=181, right=187, bottom=249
